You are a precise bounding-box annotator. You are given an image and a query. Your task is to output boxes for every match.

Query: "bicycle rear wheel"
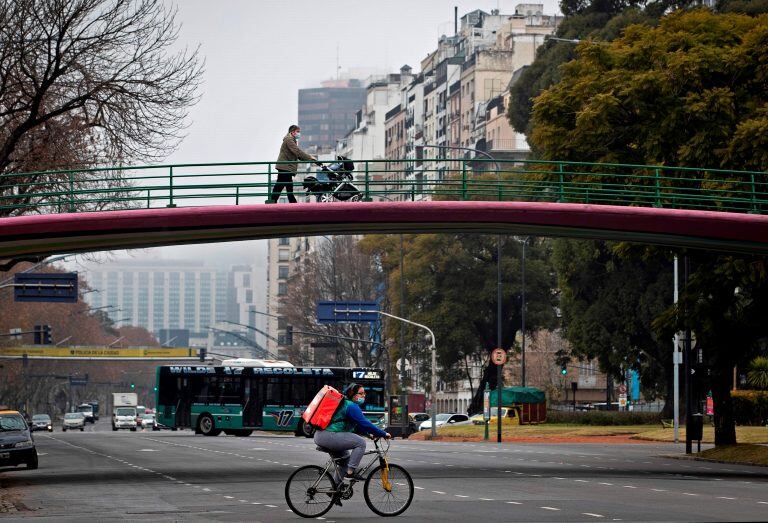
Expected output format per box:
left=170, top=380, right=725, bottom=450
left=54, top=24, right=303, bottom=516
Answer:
left=363, top=463, right=414, bottom=517
left=285, top=465, right=336, bottom=518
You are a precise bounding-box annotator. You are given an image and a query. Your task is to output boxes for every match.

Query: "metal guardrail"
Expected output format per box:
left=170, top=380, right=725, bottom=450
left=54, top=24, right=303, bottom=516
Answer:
left=0, top=158, right=766, bottom=215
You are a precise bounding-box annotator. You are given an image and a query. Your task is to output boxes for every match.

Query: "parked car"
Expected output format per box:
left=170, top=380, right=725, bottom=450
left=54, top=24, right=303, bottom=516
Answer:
left=469, top=407, right=519, bottom=425
left=408, top=412, right=430, bottom=433
left=0, top=410, right=38, bottom=470
left=31, top=414, right=53, bottom=432
left=62, top=412, right=86, bottom=432
left=418, top=413, right=470, bottom=431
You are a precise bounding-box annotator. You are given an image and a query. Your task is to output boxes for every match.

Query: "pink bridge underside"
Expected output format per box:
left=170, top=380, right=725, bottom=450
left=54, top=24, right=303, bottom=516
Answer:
left=1, top=201, right=767, bottom=258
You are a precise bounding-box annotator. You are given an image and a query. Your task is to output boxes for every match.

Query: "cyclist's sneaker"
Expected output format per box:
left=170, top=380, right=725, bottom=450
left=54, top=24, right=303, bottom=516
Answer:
left=343, top=471, right=366, bottom=482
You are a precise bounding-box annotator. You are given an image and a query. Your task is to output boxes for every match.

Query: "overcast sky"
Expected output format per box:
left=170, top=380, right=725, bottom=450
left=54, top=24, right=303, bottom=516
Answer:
left=75, top=0, right=561, bottom=269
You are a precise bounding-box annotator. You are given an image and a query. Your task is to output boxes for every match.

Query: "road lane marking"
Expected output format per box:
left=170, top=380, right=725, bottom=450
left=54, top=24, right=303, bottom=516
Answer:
left=479, top=498, right=494, bottom=501
left=599, top=482, right=613, bottom=486
left=583, top=513, right=604, bottom=518
left=432, top=491, right=446, bottom=494
left=622, top=486, right=637, bottom=489
left=651, top=489, right=667, bottom=492
left=454, top=495, right=469, bottom=498
left=540, top=506, right=560, bottom=511
left=265, top=504, right=277, bottom=508
left=506, top=501, right=522, bottom=505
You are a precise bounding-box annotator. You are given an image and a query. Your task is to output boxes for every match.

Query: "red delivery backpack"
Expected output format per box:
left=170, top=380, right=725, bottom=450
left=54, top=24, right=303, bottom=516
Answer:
left=302, top=385, right=344, bottom=429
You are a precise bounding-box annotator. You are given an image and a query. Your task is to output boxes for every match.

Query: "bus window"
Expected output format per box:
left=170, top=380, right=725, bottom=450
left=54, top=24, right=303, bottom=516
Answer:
left=219, top=377, right=242, bottom=405
left=266, top=377, right=283, bottom=405
left=364, top=386, right=386, bottom=411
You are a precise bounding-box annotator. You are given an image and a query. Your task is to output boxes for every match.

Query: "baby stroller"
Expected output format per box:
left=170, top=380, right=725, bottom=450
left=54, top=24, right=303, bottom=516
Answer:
left=303, top=156, right=362, bottom=202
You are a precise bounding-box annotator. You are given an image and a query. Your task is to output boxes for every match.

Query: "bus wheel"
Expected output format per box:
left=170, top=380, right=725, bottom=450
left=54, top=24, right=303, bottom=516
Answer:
left=198, top=414, right=220, bottom=436
left=298, top=419, right=315, bottom=438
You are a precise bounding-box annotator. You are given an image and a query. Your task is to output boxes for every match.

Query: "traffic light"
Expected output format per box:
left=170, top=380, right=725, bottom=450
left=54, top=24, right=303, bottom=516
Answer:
left=130, top=382, right=135, bottom=390
left=34, top=325, right=53, bottom=344
left=42, top=325, right=53, bottom=345
left=285, top=325, right=293, bottom=346
left=199, top=347, right=207, bottom=362
left=560, top=365, right=567, bottom=376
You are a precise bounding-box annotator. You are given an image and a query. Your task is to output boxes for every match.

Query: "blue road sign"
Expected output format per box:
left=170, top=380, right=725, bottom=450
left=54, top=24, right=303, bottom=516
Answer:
left=14, top=272, right=78, bottom=303
left=69, top=376, right=88, bottom=386
left=317, top=301, right=379, bottom=323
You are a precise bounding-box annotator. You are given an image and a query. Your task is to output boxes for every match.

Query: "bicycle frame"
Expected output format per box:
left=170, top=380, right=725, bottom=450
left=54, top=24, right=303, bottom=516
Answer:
left=312, top=438, right=391, bottom=494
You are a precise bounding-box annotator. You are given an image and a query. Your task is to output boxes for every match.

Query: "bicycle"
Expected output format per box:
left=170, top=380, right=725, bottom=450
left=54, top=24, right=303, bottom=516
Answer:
left=285, top=437, right=414, bottom=518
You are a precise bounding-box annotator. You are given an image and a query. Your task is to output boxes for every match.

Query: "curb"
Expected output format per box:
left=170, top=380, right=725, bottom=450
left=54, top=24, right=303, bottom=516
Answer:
left=662, top=454, right=768, bottom=468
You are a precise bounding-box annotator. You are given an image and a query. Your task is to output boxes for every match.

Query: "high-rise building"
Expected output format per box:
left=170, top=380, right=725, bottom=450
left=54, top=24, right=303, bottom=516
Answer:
left=298, top=79, right=366, bottom=154
left=83, top=259, right=266, bottom=345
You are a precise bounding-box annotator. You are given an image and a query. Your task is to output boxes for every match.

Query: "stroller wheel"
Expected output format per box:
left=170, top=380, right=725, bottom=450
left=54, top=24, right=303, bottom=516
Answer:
left=348, top=193, right=362, bottom=202
left=317, top=193, right=334, bottom=203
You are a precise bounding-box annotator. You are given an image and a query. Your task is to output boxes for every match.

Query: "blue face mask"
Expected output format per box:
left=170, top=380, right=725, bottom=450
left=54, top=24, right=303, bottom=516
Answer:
left=354, top=397, right=365, bottom=405
left=294, top=132, right=301, bottom=139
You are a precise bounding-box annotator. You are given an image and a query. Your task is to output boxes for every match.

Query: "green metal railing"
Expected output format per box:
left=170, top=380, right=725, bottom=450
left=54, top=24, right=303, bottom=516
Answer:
left=0, top=158, right=766, bottom=216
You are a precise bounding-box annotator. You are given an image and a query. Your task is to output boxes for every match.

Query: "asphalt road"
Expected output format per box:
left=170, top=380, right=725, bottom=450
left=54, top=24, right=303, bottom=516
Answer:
left=1, top=421, right=767, bottom=522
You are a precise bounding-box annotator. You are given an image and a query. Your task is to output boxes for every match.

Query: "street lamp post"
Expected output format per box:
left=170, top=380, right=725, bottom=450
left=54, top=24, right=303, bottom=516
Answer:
left=334, top=307, right=437, bottom=439
left=518, top=237, right=530, bottom=387
left=417, top=143, right=505, bottom=443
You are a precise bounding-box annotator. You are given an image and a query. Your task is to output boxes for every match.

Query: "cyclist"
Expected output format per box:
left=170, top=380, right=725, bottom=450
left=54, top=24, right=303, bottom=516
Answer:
left=314, top=383, right=391, bottom=487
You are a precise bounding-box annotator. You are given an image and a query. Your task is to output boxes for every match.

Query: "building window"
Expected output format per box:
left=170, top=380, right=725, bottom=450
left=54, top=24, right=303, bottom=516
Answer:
left=279, top=237, right=290, bottom=246
left=277, top=282, right=288, bottom=296
left=278, top=266, right=289, bottom=279
left=278, top=250, right=290, bottom=262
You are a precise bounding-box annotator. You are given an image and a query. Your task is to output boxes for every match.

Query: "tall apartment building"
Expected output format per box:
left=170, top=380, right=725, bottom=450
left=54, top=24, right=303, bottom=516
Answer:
left=298, top=79, right=367, bottom=154
left=84, top=259, right=267, bottom=348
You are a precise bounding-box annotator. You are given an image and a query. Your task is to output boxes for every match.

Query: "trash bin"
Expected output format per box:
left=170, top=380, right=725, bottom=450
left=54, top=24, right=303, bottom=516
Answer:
left=688, top=413, right=704, bottom=441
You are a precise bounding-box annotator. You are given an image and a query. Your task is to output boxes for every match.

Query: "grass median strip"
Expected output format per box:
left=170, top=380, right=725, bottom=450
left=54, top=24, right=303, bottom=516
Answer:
left=408, top=422, right=768, bottom=445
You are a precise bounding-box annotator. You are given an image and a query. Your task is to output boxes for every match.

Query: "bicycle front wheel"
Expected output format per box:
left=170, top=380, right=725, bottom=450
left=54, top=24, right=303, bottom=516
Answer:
left=363, top=463, right=414, bottom=517
left=285, top=465, right=336, bottom=518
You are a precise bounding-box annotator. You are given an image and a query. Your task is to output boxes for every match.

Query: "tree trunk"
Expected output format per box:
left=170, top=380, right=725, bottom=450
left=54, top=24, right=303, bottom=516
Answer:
left=711, top=368, right=737, bottom=446
left=469, top=361, right=500, bottom=415
left=660, top=359, right=677, bottom=419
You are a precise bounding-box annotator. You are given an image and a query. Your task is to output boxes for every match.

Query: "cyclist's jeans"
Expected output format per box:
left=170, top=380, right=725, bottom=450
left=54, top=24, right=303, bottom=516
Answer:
left=314, top=430, right=367, bottom=484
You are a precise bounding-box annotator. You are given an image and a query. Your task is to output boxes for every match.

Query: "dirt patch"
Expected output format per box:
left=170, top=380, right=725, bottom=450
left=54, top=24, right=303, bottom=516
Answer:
left=409, top=433, right=656, bottom=444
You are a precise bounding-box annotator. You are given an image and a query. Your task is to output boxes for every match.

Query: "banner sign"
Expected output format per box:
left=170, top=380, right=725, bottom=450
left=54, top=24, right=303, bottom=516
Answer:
left=0, top=346, right=197, bottom=359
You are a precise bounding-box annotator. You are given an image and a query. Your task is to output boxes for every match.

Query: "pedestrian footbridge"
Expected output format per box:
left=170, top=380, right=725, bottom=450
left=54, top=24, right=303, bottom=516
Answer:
left=0, top=158, right=766, bottom=259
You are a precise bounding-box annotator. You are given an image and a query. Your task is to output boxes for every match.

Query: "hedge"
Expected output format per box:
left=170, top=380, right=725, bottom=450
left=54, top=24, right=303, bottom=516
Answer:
left=731, top=390, right=768, bottom=426
left=546, top=410, right=660, bottom=425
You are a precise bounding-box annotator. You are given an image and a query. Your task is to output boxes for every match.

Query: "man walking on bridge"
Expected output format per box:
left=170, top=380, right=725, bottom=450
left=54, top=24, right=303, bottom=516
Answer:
left=271, top=125, right=316, bottom=203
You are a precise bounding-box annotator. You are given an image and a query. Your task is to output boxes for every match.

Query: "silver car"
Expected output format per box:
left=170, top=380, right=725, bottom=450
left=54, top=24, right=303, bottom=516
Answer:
left=62, top=412, right=86, bottom=432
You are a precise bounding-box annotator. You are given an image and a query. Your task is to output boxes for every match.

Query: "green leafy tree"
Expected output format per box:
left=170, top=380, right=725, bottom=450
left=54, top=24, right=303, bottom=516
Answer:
left=508, top=8, right=657, bottom=135
left=552, top=240, right=675, bottom=411
left=529, top=9, right=768, bottom=445
left=360, top=234, right=557, bottom=413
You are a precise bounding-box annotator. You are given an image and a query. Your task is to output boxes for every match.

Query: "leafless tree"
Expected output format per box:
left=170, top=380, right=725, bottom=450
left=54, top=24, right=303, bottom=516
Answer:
left=280, top=236, right=388, bottom=369
left=0, top=0, right=202, bottom=216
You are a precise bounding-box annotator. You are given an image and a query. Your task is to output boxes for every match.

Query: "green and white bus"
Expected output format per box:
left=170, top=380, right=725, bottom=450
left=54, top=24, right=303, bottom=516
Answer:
left=154, top=359, right=386, bottom=437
